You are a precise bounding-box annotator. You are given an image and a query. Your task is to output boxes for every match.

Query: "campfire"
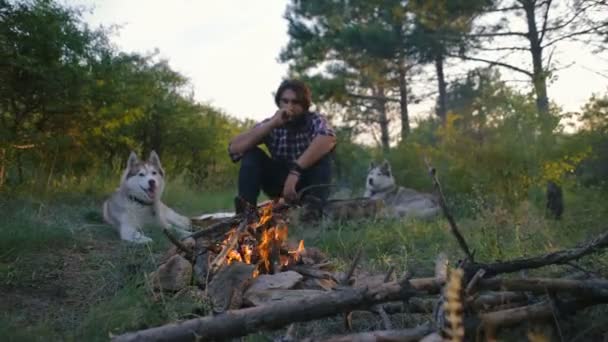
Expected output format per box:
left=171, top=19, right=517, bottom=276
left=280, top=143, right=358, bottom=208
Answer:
left=216, top=204, right=307, bottom=276
left=148, top=201, right=337, bottom=314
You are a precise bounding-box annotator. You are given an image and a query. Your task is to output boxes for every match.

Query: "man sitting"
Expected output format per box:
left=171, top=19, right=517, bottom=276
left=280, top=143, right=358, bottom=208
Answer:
left=228, top=79, right=336, bottom=212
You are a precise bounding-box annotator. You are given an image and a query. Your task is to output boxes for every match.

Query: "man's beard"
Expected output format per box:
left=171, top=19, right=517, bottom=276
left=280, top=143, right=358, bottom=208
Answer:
left=284, top=112, right=309, bottom=130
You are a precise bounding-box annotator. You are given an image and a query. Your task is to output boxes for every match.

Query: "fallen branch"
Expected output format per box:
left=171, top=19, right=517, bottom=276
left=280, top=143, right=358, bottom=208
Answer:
left=306, top=323, right=434, bottom=342
left=478, top=277, right=608, bottom=299
left=112, top=278, right=440, bottom=342
left=479, top=298, right=608, bottom=330
left=465, top=230, right=608, bottom=277
left=424, top=158, right=474, bottom=261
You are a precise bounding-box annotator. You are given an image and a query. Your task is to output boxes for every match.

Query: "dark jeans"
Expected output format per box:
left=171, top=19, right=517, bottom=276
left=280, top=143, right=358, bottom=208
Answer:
left=238, top=147, right=331, bottom=206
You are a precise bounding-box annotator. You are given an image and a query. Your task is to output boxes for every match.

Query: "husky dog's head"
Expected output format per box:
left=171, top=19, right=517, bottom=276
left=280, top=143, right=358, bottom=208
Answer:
left=365, top=160, right=395, bottom=195
left=120, top=151, right=166, bottom=203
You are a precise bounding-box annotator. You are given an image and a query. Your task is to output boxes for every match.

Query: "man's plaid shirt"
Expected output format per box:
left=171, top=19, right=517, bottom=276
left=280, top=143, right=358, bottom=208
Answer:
left=229, top=112, right=335, bottom=162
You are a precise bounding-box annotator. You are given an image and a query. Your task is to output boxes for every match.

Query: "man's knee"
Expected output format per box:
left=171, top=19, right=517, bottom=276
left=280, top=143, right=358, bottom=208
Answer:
left=306, top=155, right=332, bottom=180
left=240, top=147, right=268, bottom=169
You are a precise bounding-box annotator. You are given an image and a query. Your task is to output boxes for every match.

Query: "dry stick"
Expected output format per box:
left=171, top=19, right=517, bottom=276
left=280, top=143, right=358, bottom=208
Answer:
left=208, top=219, right=249, bottom=274
left=371, top=266, right=397, bottom=330
left=424, top=158, right=474, bottom=262
left=189, top=201, right=289, bottom=240
left=546, top=290, right=565, bottom=342
left=341, top=247, right=363, bottom=285
left=465, top=269, right=486, bottom=297
left=341, top=247, right=363, bottom=330
left=478, top=298, right=608, bottom=331
left=477, top=277, right=608, bottom=299
left=162, top=228, right=193, bottom=260
left=465, top=229, right=608, bottom=277
left=112, top=278, right=428, bottom=342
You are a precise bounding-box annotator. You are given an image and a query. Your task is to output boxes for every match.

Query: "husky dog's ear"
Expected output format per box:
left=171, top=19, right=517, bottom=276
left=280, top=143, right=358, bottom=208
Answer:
left=380, top=160, right=391, bottom=175
left=126, top=151, right=139, bottom=170
left=148, top=151, right=165, bottom=175
left=369, top=161, right=376, bottom=171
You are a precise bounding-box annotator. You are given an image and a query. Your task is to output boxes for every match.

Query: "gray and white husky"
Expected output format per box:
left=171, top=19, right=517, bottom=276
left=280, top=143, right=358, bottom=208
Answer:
left=364, top=160, right=440, bottom=219
left=103, top=151, right=192, bottom=243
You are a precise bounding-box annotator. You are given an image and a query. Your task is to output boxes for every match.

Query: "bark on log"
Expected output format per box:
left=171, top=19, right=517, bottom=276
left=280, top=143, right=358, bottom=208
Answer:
left=478, top=277, right=608, bottom=299
left=112, top=278, right=441, bottom=342
left=306, top=323, right=434, bottom=342
left=464, top=229, right=608, bottom=277
left=479, top=297, right=608, bottom=329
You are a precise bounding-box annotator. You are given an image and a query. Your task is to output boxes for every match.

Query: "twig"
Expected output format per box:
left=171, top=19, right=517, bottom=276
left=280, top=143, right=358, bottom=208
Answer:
left=374, top=266, right=397, bottom=330
left=341, top=247, right=363, bottom=285
left=377, top=307, right=393, bottom=330
left=424, top=158, right=474, bottom=262
left=465, top=269, right=486, bottom=296
left=546, top=290, right=565, bottom=342
left=208, top=219, right=249, bottom=274
left=342, top=247, right=363, bottom=330
left=162, top=228, right=193, bottom=260
left=383, top=266, right=395, bottom=283
left=465, top=230, right=608, bottom=277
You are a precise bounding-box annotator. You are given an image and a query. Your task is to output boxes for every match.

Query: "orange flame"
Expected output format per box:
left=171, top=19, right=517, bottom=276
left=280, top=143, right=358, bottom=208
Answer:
left=218, top=203, right=304, bottom=275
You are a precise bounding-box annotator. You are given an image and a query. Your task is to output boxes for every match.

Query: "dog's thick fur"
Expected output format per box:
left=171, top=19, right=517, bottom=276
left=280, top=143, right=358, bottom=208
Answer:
left=364, top=160, right=440, bottom=219
left=103, top=151, right=191, bottom=243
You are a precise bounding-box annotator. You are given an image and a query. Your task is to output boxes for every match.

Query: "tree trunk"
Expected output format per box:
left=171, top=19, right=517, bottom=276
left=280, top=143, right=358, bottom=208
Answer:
left=0, top=148, right=5, bottom=188
left=397, top=58, right=410, bottom=142
left=375, top=86, right=390, bottom=154
left=522, top=0, right=550, bottom=125
left=435, top=53, right=447, bottom=123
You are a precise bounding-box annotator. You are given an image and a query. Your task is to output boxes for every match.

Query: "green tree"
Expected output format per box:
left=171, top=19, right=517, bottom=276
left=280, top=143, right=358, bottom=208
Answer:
left=281, top=0, right=417, bottom=149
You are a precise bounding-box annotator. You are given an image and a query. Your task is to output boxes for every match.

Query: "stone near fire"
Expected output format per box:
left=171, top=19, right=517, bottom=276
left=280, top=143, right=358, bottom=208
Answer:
left=193, top=252, right=210, bottom=286
left=208, top=262, right=255, bottom=313
left=149, top=254, right=193, bottom=292
left=159, top=237, right=196, bottom=264
left=244, top=289, right=326, bottom=306
left=245, top=271, right=304, bottom=293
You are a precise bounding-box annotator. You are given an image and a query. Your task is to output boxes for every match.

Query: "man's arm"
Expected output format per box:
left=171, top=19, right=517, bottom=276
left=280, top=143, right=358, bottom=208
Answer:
left=229, top=109, right=289, bottom=156
left=228, top=120, right=275, bottom=156
left=295, top=135, right=336, bottom=169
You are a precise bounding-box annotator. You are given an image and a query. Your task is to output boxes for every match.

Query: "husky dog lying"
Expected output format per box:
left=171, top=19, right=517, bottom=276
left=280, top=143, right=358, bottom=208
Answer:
left=103, top=151, right=192, bottom=243
left=364, top=160, right=440, bottom=219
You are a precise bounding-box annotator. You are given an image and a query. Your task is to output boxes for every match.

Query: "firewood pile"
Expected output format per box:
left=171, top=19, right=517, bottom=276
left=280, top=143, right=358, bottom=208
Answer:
left=112, top=166, right=608, bottom=341
left=147, top=203, right=345, bottom=312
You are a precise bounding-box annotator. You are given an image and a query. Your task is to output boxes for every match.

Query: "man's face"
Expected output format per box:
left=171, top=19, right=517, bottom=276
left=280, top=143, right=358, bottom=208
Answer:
left=279, top=89, right=305, bottom=120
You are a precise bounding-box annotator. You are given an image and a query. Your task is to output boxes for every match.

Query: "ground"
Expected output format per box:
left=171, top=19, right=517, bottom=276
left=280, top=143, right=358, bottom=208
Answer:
left=1, top=185, right=608, bottom=341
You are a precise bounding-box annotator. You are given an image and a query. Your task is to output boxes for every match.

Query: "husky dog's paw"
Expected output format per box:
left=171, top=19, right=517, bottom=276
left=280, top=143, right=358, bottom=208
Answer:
left=174, top=216, right=192, bottom=231
left=128, top=231, right=153, bottom=244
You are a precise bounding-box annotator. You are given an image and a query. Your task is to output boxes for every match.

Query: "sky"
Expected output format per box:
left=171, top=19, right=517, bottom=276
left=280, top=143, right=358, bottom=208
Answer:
left=78, top=0, right=608, bottom=124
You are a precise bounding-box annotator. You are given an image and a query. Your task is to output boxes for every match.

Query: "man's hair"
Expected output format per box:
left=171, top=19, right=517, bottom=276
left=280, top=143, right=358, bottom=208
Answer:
left=274, top=79, right=312, bottom=111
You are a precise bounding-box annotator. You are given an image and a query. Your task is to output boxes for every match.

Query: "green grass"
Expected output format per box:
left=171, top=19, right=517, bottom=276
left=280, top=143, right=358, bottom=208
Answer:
left=0, top=179, right=607, bottom=341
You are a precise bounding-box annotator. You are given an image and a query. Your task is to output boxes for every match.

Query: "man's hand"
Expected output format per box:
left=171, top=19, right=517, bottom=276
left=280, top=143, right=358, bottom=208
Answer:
left=282, top=172, right=299, bottom=202
left=270, top=109, right=292, bottom=128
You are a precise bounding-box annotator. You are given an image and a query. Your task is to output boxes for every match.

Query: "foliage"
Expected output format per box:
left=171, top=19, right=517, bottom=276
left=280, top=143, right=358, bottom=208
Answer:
left=383, top=70, right=593, bottom=205
left=0, top=0, right=245, bottom=191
